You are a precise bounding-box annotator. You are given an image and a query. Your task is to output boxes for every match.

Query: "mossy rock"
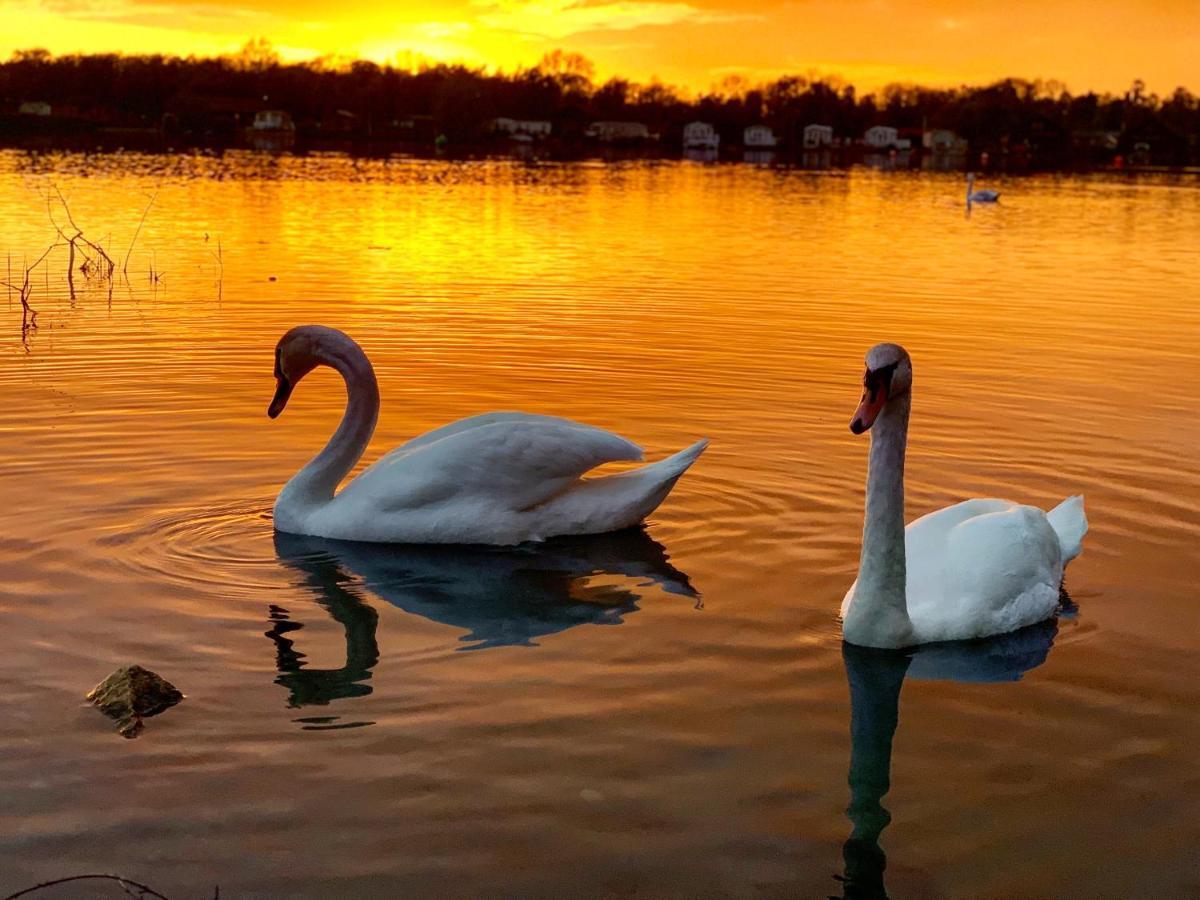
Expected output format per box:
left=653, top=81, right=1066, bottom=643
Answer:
left=87, top=665, right=183, bottom=738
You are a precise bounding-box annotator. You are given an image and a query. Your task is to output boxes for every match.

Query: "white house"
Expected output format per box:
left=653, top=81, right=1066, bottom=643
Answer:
left=586, top=121, right=650, bottom=142
left=743, top=124, right=776, bottom=148
left=803, top=124, right=833, bottom=148
left=490, top=117, right=552, bottom=138
left=923, top=128, right=966, bottom=153
left=682, top=121, right=720, bottom=150
left=1072, top=129, right=1120, bottom=151
left=251, top=110, right=295, bottom=132
left=18, top=101, right=51, bottom=117
left=863, top=125, right=899, bottom=148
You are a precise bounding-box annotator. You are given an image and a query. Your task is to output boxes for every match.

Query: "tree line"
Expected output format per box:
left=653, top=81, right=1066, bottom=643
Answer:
left=2, top=43, right=1197, bottom=166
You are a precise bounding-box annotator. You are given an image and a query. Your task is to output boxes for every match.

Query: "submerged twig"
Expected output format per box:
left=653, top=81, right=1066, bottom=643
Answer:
left=212, top=234, right=223, bottom=303
left=1, top=241, right=62, bottom=341
left=2, top=872, right=171, bottom=900
left=47, top=185, right=115, bottom=280
left=149, top=251, right=165, bottom=285
left=9, top=182, right=167, bottom=336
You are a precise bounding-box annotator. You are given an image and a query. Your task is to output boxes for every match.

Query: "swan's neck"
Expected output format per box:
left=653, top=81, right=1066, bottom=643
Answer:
left=846, top=392, right=913, bottom=647
left=280, top=342, right=379, bottom=510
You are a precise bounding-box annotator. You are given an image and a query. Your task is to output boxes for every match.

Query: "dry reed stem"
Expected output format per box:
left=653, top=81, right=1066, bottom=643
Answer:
left=124, top=191, right=157, bottom=275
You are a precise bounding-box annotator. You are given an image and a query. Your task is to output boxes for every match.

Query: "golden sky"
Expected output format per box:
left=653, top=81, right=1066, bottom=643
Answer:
left=3, top=0, right=1198, bottom=94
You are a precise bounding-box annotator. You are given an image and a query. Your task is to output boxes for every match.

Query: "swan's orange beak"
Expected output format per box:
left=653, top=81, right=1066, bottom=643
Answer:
left=850, top=382, right=887, bottom=434
left=268, top=376, right=293, bottom=419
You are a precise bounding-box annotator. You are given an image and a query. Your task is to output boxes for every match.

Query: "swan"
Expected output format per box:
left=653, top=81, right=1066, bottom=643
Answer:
left=840, top=343, right=1087, bottom=648
left=966, top=172, right=999, bottom=203
left=266, top=325, right=707, bottom=544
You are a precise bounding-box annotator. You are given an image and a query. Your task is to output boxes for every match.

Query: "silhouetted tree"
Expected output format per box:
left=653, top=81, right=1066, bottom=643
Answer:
left=0, top=49, right=1195, bottom=166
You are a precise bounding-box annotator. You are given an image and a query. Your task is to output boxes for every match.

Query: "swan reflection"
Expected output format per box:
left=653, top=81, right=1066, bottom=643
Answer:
left=836, top=617, right=1062, bottom=898
left=265, top=528, right=696, bottom=718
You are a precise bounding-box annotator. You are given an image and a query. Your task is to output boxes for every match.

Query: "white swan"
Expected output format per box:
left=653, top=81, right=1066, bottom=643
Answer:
left=266, top=325, right=707, bottom=545
left=840, top=343, right=1087, bottom=648
left=967, top=172, right=999, bottom=203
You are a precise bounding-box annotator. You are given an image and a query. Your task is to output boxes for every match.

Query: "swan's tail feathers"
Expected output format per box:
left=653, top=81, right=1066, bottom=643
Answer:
left=536, top=439, right=707, bottom=536
left=614, top=439, right=708, bottom=515
left=650, top=439, right=709, bottom=480
left=1047, top=495, right=1087, bottom=564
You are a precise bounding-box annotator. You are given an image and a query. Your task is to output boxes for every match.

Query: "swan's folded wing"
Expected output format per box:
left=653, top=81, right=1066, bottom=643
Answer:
left=355, top=414, right=644, bottom=513
left=392, top=412, right=580, bottom=454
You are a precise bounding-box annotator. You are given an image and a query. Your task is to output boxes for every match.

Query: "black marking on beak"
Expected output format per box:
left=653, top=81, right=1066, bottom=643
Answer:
left=268, top=375, right=292, bottom=418
left=850, top=361, right=899, bottom=434
left=268, top=345, right=290, bottom=418
left=863, top=361, right=899, bottom=400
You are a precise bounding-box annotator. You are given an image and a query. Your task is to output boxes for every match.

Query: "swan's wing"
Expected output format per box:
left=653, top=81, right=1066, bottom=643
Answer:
left=392, top=412, right=580, bottom=454
left=909, top=502, right=1061, bottom=639
left=907, top=498, right=1017, bottom=541
left=348, top=414, right=644, bottom=513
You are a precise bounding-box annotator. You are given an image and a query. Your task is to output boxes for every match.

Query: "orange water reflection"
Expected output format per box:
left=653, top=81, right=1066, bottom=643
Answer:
left=0, top=153, right=1197, bottom=896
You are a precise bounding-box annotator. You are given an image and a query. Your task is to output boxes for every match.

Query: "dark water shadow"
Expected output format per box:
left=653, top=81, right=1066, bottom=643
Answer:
left=834, top=615, right=1063, bottom=898
left=266, top=528, right=697, bottom=724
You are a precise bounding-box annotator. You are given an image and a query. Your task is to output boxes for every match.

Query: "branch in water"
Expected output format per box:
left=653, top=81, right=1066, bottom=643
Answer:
left=3, top=873, right=174, bottom=900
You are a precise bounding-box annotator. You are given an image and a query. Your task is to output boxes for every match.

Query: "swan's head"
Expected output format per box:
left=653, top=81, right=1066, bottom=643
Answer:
left=267, top=326, right=329, bottom=418
left=850, top=343, right=912, bottom=434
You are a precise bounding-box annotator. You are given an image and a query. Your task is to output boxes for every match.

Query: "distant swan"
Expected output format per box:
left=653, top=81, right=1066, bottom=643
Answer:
left=840, top=343, right=1087, bottom=648
left=267, top=325, right=707, bottom=544
left=966, top=172, right=999, bottom=203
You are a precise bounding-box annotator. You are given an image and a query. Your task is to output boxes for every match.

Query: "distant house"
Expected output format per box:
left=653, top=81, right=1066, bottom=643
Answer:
left=18, top=101, right=51, bottom=117
left=863, top=125, right=899, bottom=148
left=490, top=117, right=552, bottom=138
left=683, top=121, right=719, bottom=150
left=251, top=110, right=295, bottom=132
left=164, top=94, right=263, bottom=137
left=803, top=124, right=833, bottom=148
left=586, top=121, right=650, bottom=142
left=1072, top=129, right=1120, bottom=151
left=743, top=124, right=776, bottom=148
left=923, top=128, right=966, bottom=153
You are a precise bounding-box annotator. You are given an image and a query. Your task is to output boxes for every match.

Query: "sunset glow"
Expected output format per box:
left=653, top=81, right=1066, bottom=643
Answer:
left=4, top=0, right=1198, bottom=94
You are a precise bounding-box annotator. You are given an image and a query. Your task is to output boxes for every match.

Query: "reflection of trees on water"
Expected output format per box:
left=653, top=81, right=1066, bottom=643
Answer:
left=835, top=617, right=1062, bottom=899
left=265, top=528, right=697, bottom=724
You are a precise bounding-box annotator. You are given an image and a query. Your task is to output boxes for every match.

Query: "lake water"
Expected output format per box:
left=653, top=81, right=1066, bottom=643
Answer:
left=1, top=151, right=1198, bottom=898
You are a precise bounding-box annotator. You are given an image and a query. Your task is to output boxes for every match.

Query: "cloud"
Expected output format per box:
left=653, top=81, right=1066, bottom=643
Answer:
left=31, top=0, right=269, bottom=30
left=473, top=0, right=753, bottom=39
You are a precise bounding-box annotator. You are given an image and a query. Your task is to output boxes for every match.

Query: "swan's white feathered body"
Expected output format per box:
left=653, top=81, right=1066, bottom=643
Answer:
left=268, top=327, right=706, bottom=545
left=841, top=495, right=1087, bottom=644
left=278, top=411, right=706, bottom=544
